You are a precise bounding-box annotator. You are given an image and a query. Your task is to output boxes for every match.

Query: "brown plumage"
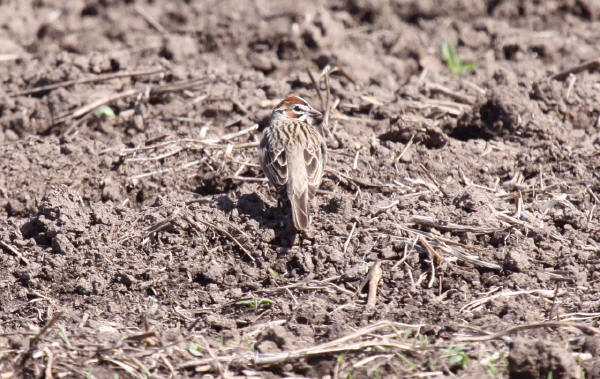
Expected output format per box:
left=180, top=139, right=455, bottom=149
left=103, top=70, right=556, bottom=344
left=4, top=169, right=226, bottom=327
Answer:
left=258, top=95, right=327, bottom=230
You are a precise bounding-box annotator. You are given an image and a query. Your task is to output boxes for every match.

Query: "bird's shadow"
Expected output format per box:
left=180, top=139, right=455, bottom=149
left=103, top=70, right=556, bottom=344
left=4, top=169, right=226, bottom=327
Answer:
left=218, top=193, right=298, bottom=247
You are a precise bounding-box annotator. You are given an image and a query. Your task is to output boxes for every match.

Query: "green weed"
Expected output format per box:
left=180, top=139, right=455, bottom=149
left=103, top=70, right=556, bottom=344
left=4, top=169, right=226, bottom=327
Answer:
left=442, top=41, right=480, bottom=75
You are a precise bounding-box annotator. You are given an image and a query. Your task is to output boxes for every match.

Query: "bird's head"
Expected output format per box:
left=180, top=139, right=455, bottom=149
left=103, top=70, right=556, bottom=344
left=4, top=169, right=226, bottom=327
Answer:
left=270, top=95, right=322, bottom=125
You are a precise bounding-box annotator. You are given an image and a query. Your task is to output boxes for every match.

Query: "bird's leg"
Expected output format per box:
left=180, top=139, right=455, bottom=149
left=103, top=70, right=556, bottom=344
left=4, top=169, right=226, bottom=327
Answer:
left=276, top=187, right=287, bottom=210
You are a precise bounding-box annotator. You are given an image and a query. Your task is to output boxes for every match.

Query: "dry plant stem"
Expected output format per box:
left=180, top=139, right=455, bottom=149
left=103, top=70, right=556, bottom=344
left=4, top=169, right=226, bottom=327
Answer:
left=229, top=176, right=268, bottom=183
left=587, top=186, right=600, bottom=204
left=120, top=137, right=257, bottom=156
left=104, top=358, right=138, bottom=377
left=327, top=168, right=384, bottom=188
left=419, top=237, right=437, bottom=288
left=396, top=225, right=502, bottom=270
left=31, top=314, right=62, bottom=346
left=306, top=69, right=324, bottom=109
left=135, top=6, right=166, bottom=33
left=366, top=261, right=383, bottom=307
left=183, top=214, right=255, bottom=261
left=490, top=205, right=566, bottom=242
left=323, top=68, right=332, bottom=129
left=397, top=134, right=414, bottom=162
left=125, top=147, right=183, bottom=162
left=403, top=99, right=464, bottom=116
left=409, top=215, right=501, bottom=234
left=200, top=123, right=258, bottom=144
left=44, top=347, right=53, bottom=379
left=254, top=336, right=415, bottom=366
left=550, top=58, right=600, bottom=81
left=455, top=321, right=600, bottom=342
left=63, top=88, right=141, bottom=123
left=0, top=53, right=20, bottom=62
left=343, top=222, right=356, bottom=254
left=128, top=158, right=204, bottom=180
left=8, top=68, right=165, bottom=97
left=425, top=82, right=476, bottom=105
left=154, top=321, right=414, bottom=368
left=418, top=235, right=443, bottom=262
left=565, top=74, right=576, bottom=99
left=459, top=289, right=559, bottom=313
left=0, top=240, right=30, bottom=265
left=56, top=77, right=209, bottom=126
left=199, top=335, right=225, bottom=377
left=419, top=164, right=448, bottom=197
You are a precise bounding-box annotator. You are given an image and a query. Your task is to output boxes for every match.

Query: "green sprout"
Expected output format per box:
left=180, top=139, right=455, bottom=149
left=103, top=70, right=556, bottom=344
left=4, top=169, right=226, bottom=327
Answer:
left=187, top=342, right=203, bottom=355
left=442, top=345, right=470, bottom=370
left=395, top=352, right=418, bottom=371
left=93, top=105, right=115, bottom=118
left=427, top=358, right=435, bottom=371
left=442, top=41, right=480, bottom=76
left=235, top=298, right=276, bottom=309
left=481, top=349, right=508, bottom=377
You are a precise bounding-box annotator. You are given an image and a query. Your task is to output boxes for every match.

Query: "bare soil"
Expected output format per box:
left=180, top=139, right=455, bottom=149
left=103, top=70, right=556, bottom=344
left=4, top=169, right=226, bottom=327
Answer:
left=1, top=1, right=600, bottom=378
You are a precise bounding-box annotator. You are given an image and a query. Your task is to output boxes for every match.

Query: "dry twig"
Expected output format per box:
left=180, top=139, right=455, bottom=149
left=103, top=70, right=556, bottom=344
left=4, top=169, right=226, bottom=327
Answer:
left=425, top=82, right=476, bottom=105
left=8, top=68, right=165, bottom=97
left=550, top=58, right=600, bottom=81
left=135, top=6, right=167, bottom=33
left=183, top=214, right=255, bottom=261
left=0, top=240, right=30, bottom=265
left=455, top=321, right=600, bottom=342
left=409, top=215, right=501, bottom=234
left=366, top=261, right=383, bottom=307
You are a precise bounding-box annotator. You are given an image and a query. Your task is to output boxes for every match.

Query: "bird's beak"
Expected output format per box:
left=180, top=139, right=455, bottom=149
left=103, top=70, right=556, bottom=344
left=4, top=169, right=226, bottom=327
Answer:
left=310, top=108, right=323, bottom=121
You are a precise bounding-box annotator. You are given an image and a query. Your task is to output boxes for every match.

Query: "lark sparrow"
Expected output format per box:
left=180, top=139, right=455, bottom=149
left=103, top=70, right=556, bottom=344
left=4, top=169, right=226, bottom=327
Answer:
left=258, top=95, right=327, bottom=231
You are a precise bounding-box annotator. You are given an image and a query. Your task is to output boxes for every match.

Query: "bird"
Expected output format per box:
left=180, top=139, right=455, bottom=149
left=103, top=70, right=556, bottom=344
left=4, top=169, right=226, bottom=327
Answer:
left=258, top=95, right=327, bottom=231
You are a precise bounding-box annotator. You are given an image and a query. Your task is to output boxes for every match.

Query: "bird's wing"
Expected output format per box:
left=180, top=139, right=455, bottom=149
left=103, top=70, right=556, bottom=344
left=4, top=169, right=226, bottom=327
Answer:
left=258, top=134, right=288, bottom=190
left=305, top=131, right=327, bottom=188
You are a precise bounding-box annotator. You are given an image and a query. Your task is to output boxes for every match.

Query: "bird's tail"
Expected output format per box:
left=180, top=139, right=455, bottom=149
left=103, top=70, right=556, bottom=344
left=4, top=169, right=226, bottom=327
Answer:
left=287, top=151, right=310, bottom=231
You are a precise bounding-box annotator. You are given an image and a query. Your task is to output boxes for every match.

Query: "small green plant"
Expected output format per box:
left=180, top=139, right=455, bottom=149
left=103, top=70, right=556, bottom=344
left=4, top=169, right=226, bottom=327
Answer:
left=442, top=345, right=470, bottom=370
left=372, top=369, right=381, bottom=379
left=59, top=331, right=67, bottom=344
left=187, top=342, right=203, bottom=356
left=93, top=105, right=115, bottom=118
left=270, top=269, right=280, bottom=277
left=481, top=349, right=508, bottom=377
left=235, top=298, right=276, bottom=309
left=442, top=41, right=480, bottom=75
left=427, top=358, right=435, bottom=371
left=401, top=329, right=412, bottom=341
left=547, top=372, right=554, bottom=379
left=395, top=352, right=417, bottom=371
left=415, top=331, right=428, bottom=347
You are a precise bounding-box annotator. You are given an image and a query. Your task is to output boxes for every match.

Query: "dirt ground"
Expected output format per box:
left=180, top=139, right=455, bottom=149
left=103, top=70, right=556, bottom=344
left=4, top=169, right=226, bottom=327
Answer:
left=1, top=0, right=600, bottom=378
